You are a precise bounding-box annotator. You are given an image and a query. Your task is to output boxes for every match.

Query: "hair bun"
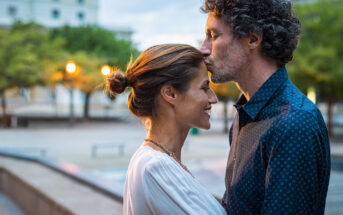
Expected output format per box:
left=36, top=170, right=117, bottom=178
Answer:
left=106, top=70, right=129, bottom=95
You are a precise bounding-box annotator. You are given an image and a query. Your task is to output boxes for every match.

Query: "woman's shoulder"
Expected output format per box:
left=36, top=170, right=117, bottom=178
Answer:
left=125, top=146, right=227, bottom=215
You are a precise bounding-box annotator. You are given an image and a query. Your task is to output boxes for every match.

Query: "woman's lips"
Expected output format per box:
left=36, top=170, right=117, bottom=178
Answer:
left=204, top=109, right=211, bottom=117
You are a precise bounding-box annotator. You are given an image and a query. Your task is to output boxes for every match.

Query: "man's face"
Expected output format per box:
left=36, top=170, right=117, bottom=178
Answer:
left=200, top=12, right=249, bottom=83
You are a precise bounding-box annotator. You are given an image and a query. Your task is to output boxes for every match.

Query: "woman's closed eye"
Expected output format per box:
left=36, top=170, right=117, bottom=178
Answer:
left=202, top=87, right=210, bottom=92
left=201, top=81, right=210, bottom=91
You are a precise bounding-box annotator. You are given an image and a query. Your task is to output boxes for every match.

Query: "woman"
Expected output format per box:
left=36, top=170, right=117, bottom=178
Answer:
left=107, top=44, right=226, bottom=215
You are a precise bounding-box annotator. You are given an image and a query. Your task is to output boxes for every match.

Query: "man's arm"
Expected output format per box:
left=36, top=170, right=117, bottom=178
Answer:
left=261, top=111, right=330, bottom=215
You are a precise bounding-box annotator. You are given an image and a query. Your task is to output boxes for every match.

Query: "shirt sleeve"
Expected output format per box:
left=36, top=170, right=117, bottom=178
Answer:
left=142, top=157, right=227, bottom=215
left=261, top=111, right=330, bottom=215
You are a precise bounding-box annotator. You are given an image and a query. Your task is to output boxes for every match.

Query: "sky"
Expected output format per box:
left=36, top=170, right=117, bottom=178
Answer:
left=98, top=0, right=208, bottom=51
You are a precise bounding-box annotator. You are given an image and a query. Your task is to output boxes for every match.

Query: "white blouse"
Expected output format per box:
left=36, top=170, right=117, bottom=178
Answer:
left=123, top=146, right=227, bottom=215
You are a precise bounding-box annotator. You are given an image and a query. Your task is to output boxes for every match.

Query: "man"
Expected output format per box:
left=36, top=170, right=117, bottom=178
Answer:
left=199, top=0, right=331, bottom=214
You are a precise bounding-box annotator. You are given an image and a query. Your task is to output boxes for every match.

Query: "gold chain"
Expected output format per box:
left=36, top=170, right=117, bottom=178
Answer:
left=144, top=138, right=193, bottom=177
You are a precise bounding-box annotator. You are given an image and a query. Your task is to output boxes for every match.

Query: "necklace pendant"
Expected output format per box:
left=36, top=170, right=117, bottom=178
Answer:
left=168, top=151, right=175, bottom=157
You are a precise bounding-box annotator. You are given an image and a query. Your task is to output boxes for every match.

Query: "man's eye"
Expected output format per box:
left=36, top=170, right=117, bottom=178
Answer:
left=211, top=32, right=218, bottom=39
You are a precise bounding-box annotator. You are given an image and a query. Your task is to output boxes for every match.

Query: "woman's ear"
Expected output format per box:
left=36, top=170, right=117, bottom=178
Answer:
left=160, top=85, right=177, bottom=105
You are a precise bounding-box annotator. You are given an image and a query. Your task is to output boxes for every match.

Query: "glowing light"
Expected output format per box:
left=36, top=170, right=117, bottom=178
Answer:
left=62, top=163, right=79, bottom=174
left=307, top=87, right=316, bottom=104
left=66, top=61, right=76, bottom=74
left=101, top=65, right=111, bottom=76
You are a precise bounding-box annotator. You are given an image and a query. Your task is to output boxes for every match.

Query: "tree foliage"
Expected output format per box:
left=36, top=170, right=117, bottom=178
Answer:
left=210, top=81, right=241, bottom=133
left=0, top=22, right=64, bottom=116
left=50, top=25, right=139, bottom=70
left=49, top=25, right=140, bottom=119
left=210, top=81, right=241, bottom=102
left=291, top=0, right=343, bottom=97
left=288, top=0, right=343, bottom=136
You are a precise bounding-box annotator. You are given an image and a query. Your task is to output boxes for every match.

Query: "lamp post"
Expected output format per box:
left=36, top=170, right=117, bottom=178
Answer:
left=101, top=65, right=112, bottom=117
left=101, top=65, right=111, bottom=76
left=307, top=87, right=317, bottom=104
left=66, top=61, right=76, bottom=127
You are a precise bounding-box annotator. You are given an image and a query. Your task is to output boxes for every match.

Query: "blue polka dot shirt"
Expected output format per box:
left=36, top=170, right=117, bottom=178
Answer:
left=222, top=66, right=331, bottom=215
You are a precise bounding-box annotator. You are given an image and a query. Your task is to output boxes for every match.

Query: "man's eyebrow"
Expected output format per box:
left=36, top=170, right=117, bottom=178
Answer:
left=208, top=26, right=219, bottom=32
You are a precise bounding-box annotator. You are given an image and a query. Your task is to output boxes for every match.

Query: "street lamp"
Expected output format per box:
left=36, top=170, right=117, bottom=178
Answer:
left=66, top=61, right=76, bottom=127
left=307, top=87, right=316, bottom=104
left=66, top=62, right=76, bottom=74
left=101, top=65, right=112, bottom=117
left=101, top=65, right=111, bottom=76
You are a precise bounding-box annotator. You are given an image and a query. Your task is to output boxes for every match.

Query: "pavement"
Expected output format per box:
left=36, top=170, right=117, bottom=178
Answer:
left=0, top=192, right=25, bottom=215
left=0, top=119, right=343, bottom=215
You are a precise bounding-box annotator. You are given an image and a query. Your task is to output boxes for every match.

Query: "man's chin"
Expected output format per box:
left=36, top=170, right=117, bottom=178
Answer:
left=210, top=75, right=231, bottom=84
left=210, top=76, right=222, bottom=83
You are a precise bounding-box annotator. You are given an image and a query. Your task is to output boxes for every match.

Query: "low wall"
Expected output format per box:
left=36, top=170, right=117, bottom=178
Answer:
left=0, top=168, right=73, bottom=215
left=0, top=152, right=123, bottom=215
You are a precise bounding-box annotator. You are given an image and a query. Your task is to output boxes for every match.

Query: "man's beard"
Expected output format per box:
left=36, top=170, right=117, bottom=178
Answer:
left=208, top=63, right=233, bottom=83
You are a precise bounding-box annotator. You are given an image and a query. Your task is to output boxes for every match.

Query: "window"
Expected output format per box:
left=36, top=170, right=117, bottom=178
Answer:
left=52, top=9, right=60, bottom=19
left=77, top=12, right=85, bottom=21
left=8, top=6, right=17, bottom=17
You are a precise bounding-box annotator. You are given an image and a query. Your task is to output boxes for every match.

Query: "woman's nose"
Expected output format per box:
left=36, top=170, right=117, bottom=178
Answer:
left=209, top=90, right=218, bottom=104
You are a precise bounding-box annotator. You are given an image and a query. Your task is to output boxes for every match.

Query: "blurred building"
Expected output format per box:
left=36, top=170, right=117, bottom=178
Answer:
left=0, top=0, right=132, bottom=40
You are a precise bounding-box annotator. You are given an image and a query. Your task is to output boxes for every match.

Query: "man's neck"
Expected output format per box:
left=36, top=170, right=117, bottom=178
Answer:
left=236, top=59, right=279, bottom=101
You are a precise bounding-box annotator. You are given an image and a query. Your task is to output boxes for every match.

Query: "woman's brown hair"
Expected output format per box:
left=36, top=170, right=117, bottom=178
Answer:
left=106, top=44, right=203, bottom=118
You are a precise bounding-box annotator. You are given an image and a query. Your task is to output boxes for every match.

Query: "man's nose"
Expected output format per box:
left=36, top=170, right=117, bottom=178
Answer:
left=199, top=39, right=211, bottom=56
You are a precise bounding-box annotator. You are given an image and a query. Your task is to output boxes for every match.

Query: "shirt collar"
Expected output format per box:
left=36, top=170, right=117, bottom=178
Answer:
left=234, top=66, right=289, bottom=120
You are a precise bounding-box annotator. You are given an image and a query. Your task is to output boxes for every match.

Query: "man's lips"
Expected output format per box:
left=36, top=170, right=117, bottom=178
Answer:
left=203, top=58, right=213, bottom=72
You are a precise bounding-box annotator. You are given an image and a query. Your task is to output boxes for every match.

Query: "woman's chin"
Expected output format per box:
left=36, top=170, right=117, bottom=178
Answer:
left=197, top=123, right=211, bottom=130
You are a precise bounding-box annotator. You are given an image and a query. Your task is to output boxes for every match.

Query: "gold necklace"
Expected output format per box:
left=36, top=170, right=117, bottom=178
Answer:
left=144, top=138, right=193, bottom=176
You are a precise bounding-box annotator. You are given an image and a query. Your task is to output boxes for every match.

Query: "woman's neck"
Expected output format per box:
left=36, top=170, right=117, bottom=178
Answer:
left=144, top=119, right=189, bottom=160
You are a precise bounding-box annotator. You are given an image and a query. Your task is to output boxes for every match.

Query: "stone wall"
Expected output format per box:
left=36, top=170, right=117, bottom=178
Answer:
left=0, top=167, right=74, bottom=215
left=0, top=156, right=123, bottom=215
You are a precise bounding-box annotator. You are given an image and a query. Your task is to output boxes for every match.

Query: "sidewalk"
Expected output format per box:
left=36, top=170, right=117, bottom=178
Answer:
left=330, top=142, right=343, bottom=157
left=0, top=121, right=342, bottom=215
left=0, top=192, right=25, bottom=215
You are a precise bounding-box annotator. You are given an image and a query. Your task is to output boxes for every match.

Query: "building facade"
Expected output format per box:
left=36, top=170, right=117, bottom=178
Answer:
left=0, top=0, right=98, bottom=28
left=0, top=0, right=132, bottom=40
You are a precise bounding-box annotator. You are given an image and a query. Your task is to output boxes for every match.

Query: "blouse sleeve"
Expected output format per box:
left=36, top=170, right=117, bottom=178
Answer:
left=142, top=157, right=226, bottom=215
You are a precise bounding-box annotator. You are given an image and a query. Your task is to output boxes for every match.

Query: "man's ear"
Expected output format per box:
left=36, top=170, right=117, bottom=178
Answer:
left=248, top=32, right=262, bottom=49
left=160, top=85, right=177, bottom=104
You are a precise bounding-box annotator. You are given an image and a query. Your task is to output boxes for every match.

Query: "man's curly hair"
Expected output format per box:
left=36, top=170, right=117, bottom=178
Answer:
left=202, top=0, right=301, bottom=66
